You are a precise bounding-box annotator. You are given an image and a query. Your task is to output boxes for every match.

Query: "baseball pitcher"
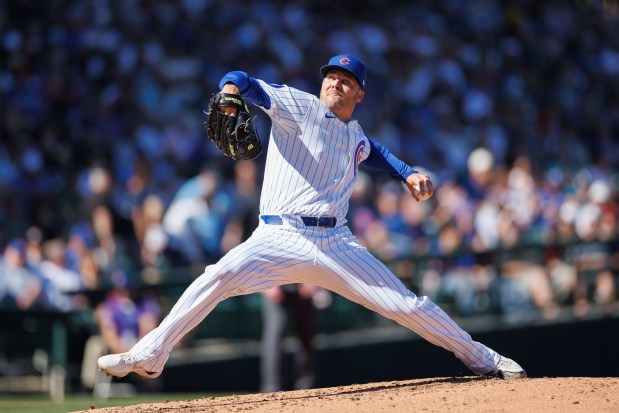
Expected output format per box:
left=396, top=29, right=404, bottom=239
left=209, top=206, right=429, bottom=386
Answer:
left=98, top=54, right=526, bottom=382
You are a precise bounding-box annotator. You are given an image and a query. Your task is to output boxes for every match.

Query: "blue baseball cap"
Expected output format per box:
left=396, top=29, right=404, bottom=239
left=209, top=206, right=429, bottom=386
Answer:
left=320, top=54, right=366, bottom=90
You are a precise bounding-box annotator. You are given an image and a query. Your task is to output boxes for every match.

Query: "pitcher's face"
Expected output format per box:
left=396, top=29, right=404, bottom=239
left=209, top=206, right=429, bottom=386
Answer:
left=320, top=69, right=364, bottom=115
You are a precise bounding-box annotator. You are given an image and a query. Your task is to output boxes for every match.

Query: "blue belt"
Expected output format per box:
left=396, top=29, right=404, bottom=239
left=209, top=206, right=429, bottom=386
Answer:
left=261, top=215, right=337, bottom=228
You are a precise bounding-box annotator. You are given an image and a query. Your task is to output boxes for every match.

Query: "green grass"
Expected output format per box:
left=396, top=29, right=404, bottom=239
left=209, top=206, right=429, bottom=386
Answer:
left=0, top=393, right=230, bottom=413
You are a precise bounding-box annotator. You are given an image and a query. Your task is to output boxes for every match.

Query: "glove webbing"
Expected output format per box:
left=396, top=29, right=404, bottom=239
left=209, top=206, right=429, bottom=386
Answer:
left=217, top=93, right=248, bottom=112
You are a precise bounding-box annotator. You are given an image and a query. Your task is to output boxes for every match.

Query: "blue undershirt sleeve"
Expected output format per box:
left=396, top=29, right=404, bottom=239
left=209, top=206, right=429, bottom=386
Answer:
left=218, top=71, right=271, bottom=109
left=365, top=138, right=417, bottom=182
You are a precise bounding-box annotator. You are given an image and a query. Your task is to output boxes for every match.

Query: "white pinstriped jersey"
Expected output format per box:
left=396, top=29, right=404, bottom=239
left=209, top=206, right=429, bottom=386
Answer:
left=255, top=80, right=370, bottom=225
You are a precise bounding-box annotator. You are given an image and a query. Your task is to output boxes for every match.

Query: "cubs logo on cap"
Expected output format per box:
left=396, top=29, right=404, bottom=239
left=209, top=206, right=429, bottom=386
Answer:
left=320, top=54, right=366, bottom=90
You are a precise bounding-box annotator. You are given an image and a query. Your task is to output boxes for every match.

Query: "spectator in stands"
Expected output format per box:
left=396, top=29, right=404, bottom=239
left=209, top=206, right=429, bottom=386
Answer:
left=65, top=224, right=101, bottom=291
left=132, top=194, right=172, bottom=268
left=0, top=239, right=42, bottom=310
left=89, top=203, right=139, bottom=287
left=36, top=238, right=85, bottom=311
left=162, top=167, right=241, bottom=265
left=81, top=284, right=161, bottom=393
left=566, top=181, right=617, bottom=316
left=434, top=225, right=497, bottom=317
left=161, top=168, right=219, bottom=265
left=96, top=287, right=161, bottom=355
left=498, top=257, right=560, bottom=322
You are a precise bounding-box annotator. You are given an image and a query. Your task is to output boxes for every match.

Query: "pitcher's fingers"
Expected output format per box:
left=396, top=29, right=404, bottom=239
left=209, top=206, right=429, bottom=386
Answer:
left=426, top=179, right=434, bottom=196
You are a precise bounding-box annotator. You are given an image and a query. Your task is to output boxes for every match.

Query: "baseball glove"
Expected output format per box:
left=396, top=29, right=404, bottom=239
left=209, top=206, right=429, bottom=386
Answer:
left=204, top=93, right=262, bottom=160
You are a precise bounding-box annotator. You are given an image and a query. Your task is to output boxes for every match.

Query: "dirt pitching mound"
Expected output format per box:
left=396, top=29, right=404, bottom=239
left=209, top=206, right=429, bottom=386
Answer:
left=76, top=376, right=618, bottom=413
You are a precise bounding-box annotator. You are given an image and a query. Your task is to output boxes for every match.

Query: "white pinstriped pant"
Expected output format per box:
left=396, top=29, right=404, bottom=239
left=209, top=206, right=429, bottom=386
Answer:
left=130, top=219, right=500, bottom=376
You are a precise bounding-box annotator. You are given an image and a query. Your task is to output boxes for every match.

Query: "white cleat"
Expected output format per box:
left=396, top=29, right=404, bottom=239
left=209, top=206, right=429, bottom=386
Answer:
left=97, top=353, right=161, bottom=379
left=494, top=356, right=527, bottom=380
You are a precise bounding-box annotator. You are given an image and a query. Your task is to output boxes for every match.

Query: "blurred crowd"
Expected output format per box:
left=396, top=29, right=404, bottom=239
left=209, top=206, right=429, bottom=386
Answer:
left=1, top=0, right=618, bottom=325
